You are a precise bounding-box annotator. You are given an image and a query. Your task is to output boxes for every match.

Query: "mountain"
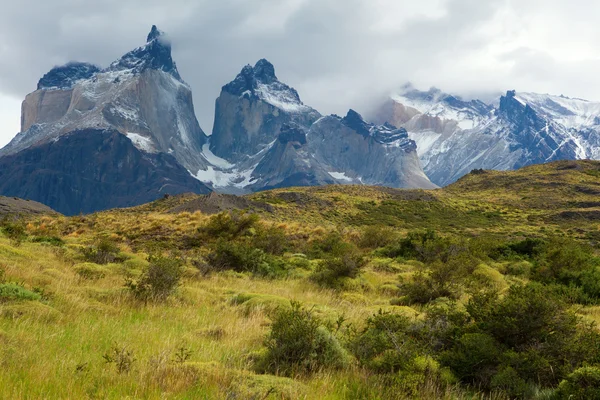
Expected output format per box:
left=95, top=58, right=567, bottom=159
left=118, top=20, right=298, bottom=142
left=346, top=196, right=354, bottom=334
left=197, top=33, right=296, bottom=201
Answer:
left=197, top=62, right=436, bottom=192
left=373, top=85, right=600, bottom=186
left=0, top=27, right=436, bottom=213
left=0, top=26, right=211, bottom=215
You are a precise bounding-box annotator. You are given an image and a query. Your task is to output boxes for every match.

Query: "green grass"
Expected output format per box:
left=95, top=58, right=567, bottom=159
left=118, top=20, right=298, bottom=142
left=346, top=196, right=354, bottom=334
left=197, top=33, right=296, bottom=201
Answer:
left=1, top=160, right=600, bottom=398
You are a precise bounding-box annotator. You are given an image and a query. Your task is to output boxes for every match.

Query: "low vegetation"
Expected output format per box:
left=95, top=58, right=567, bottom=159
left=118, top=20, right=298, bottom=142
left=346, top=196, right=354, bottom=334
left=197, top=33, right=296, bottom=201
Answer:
left=1, top=161, right=600, bottom=399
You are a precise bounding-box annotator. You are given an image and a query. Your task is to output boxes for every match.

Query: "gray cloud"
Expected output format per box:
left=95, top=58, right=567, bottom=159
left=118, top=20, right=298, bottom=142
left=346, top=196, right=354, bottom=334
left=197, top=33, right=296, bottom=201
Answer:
left=1, top=0, right=599, bottom=146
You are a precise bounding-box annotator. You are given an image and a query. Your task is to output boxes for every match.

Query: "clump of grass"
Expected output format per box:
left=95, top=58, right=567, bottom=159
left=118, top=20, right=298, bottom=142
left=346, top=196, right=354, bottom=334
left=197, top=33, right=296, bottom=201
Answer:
left=0, top=283, right=42, bottom=302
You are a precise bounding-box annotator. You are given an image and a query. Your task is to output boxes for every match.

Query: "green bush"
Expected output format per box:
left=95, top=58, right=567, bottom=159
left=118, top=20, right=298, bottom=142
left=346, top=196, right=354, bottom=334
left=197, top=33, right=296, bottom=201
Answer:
left=0, top=283, right=42, bottom=303
left=258, top=301, right=349, bottom=376
left=252, top=224, right=288, bottom=255
left=310, top=245, right=366, bottom=288
left=80, top=237, right=126, bottom=265
left=358, top=225, right=398, bottom=249
left=31, top=236, right=64, bottom=246
left=199, top=211, right=258, bottom=240
left=1, top=220, right=27, bottom=246
left=125, top=256, right=183, bottom=302
left=207, top=240, right=287, bottom=277
left=440, top=333, right=502, bottom=387
left=351, top=311, right=421, bottom=374
left=532, top=237, right=596, bottom=284
left=555, top=367, right=600, bottom=400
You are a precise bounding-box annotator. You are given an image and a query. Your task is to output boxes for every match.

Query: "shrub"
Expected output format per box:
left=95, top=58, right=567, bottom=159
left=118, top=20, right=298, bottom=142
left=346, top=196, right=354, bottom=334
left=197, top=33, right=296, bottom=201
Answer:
left=199, top=211, right=258, bottom=240
left=31, top=236, right=64, bottom=246
left=0, top=267, right=5, bottom=284
left=81, top=237, right=126, bottom=265
left=398, top=255, right=475, bottom=304
left=259, top=301, right=349, bottom=376
left=103, top=343, right=136, bottom=374
left=0, top=283, right=42, bottom=303
left=555, top=367, right=600, bottom=400
left=358, top=225, right=398, bottom=249
left=440, top=333, right=502, bottom=387
left=126, top=256, right=183, bottom=302
left=532, top=237, right=595, bottom=284
left=207, top=240, right=287, bottom=277
left=252, top=225, right=288, bottom=255
left=351, top=311, right=421, bottom=374
left=311, top=245, right=366, bottom=288
left=1, top=220, right=27, bottom=246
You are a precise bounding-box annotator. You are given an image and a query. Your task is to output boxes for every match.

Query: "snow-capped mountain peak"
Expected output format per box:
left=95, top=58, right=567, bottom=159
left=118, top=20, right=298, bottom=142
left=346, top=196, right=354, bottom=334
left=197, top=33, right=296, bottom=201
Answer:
left=390, top=85, right=494, bottom=130
left=223, top=59, right=312, bottom=113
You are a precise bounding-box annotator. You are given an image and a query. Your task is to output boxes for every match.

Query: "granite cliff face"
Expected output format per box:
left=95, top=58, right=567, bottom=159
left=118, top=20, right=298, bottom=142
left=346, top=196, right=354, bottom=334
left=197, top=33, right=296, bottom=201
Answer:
left=210, top=59, right=321, bottom=164
left=0, top=129, right=208, bottom=215
left=0, top=26, right=211, bottom=214
left=2, top=25, right=209, bottom=174
left=194, top=61, right=436, bottom=192
left=373, top=85, right=600, bottom=186
left=245, top=110, right=436, bottom=190
left=0, top=27, right=437, bottom=214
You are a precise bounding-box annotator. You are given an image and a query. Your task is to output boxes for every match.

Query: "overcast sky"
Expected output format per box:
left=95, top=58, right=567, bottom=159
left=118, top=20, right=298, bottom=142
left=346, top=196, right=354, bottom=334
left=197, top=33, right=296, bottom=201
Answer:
left=1, top=0, right=600, bottom=147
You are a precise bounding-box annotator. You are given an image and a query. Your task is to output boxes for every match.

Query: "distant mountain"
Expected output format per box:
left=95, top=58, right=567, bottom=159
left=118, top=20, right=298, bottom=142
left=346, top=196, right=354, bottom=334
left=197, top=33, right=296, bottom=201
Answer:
left=373, top=85, right=600, bottom=186
left=0, top=26, right=211, bottom=215
left=195, top=61, right=436, bottom=192
left=0, top=27, right=437, bottom=214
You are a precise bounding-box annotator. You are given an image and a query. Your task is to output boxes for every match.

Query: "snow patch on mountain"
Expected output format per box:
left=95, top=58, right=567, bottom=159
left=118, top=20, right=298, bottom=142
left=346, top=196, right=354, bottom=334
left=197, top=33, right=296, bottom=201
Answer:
left=255, top=83, right=312, bottom=113
left=126, top=132, right=157, bottom=153
left=328, top=171, right=353, bottom=182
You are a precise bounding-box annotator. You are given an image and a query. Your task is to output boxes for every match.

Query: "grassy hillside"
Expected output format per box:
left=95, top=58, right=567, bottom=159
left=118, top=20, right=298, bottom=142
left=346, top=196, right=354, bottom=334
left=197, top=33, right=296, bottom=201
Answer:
left=1, top=160, right=600, bottom=399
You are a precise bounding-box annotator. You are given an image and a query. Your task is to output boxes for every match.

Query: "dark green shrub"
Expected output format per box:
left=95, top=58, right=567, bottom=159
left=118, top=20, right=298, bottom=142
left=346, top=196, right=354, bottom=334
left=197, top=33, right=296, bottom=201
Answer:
left=310, top=245, right=366, bottom=288
left=351, top=311, right=420, bottom=374
left=358, top=225, right=398, bottom=249
left=493, top=238, right=546, bottom=260
left=81, top=237, right=126, bottom=265
left=308, top=231, right=347, bottom=258
left=199, top=211, right=258, bottom=240
left=259, top=301, right=349, bottom=376
left=440, top=333, right=502, bottom=387
left=1, top=221, right=27, bottom=246
left=580, top=266, right=600, bottom=299
left=555, top=367, right=600, bottom=400
left=125, top=256, right=183, bottom=302
left=0, top=283, right=42, bottom=302
left=252, top=224, right=288, bottom=255
left=532, top=238, right=595, bottom=285
left=31, top=236, right=64, bottom=246
left=207, top=240, right=287, bottom=277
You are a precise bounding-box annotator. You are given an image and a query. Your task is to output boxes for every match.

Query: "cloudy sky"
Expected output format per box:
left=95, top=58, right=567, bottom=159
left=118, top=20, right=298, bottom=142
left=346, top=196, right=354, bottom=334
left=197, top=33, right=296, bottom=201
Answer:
left=1, top=0, right=600, bottom=147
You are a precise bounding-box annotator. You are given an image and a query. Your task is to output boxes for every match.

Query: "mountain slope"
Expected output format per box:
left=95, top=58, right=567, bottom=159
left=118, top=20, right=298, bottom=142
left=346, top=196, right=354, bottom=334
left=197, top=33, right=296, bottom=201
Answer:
left=0, top=26, right=211, bottom=215
left=198, top=63, right=436, bottom=192
left=2, top=25, right=209, bottom=174
left=0, top=129, right=208, bottom=215
left=374, top=85, right=600, bottom=186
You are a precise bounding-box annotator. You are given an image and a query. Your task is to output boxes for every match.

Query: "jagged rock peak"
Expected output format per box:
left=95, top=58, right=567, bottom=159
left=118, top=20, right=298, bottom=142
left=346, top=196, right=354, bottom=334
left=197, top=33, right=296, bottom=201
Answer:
left=37, top=62, right=101, bottom=90
left=109, top=25, right=181, bottom=81
left=146, top=25, right=164, bottom=42
left=223, top=59, right=295, bottom=98
left=342, top=109, right=371, bottom=137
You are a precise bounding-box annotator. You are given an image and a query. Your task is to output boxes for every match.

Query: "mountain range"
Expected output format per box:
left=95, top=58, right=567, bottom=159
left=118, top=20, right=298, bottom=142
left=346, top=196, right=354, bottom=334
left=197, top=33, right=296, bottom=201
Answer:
left=373, top=85, right=600, bottom=186
left=1, top=25, right=599, bottom=214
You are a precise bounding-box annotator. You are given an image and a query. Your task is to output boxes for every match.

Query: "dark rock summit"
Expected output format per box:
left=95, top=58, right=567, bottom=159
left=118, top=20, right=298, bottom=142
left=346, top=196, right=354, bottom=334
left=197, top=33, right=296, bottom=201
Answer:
left=37, top=62, right=101, bottom=90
